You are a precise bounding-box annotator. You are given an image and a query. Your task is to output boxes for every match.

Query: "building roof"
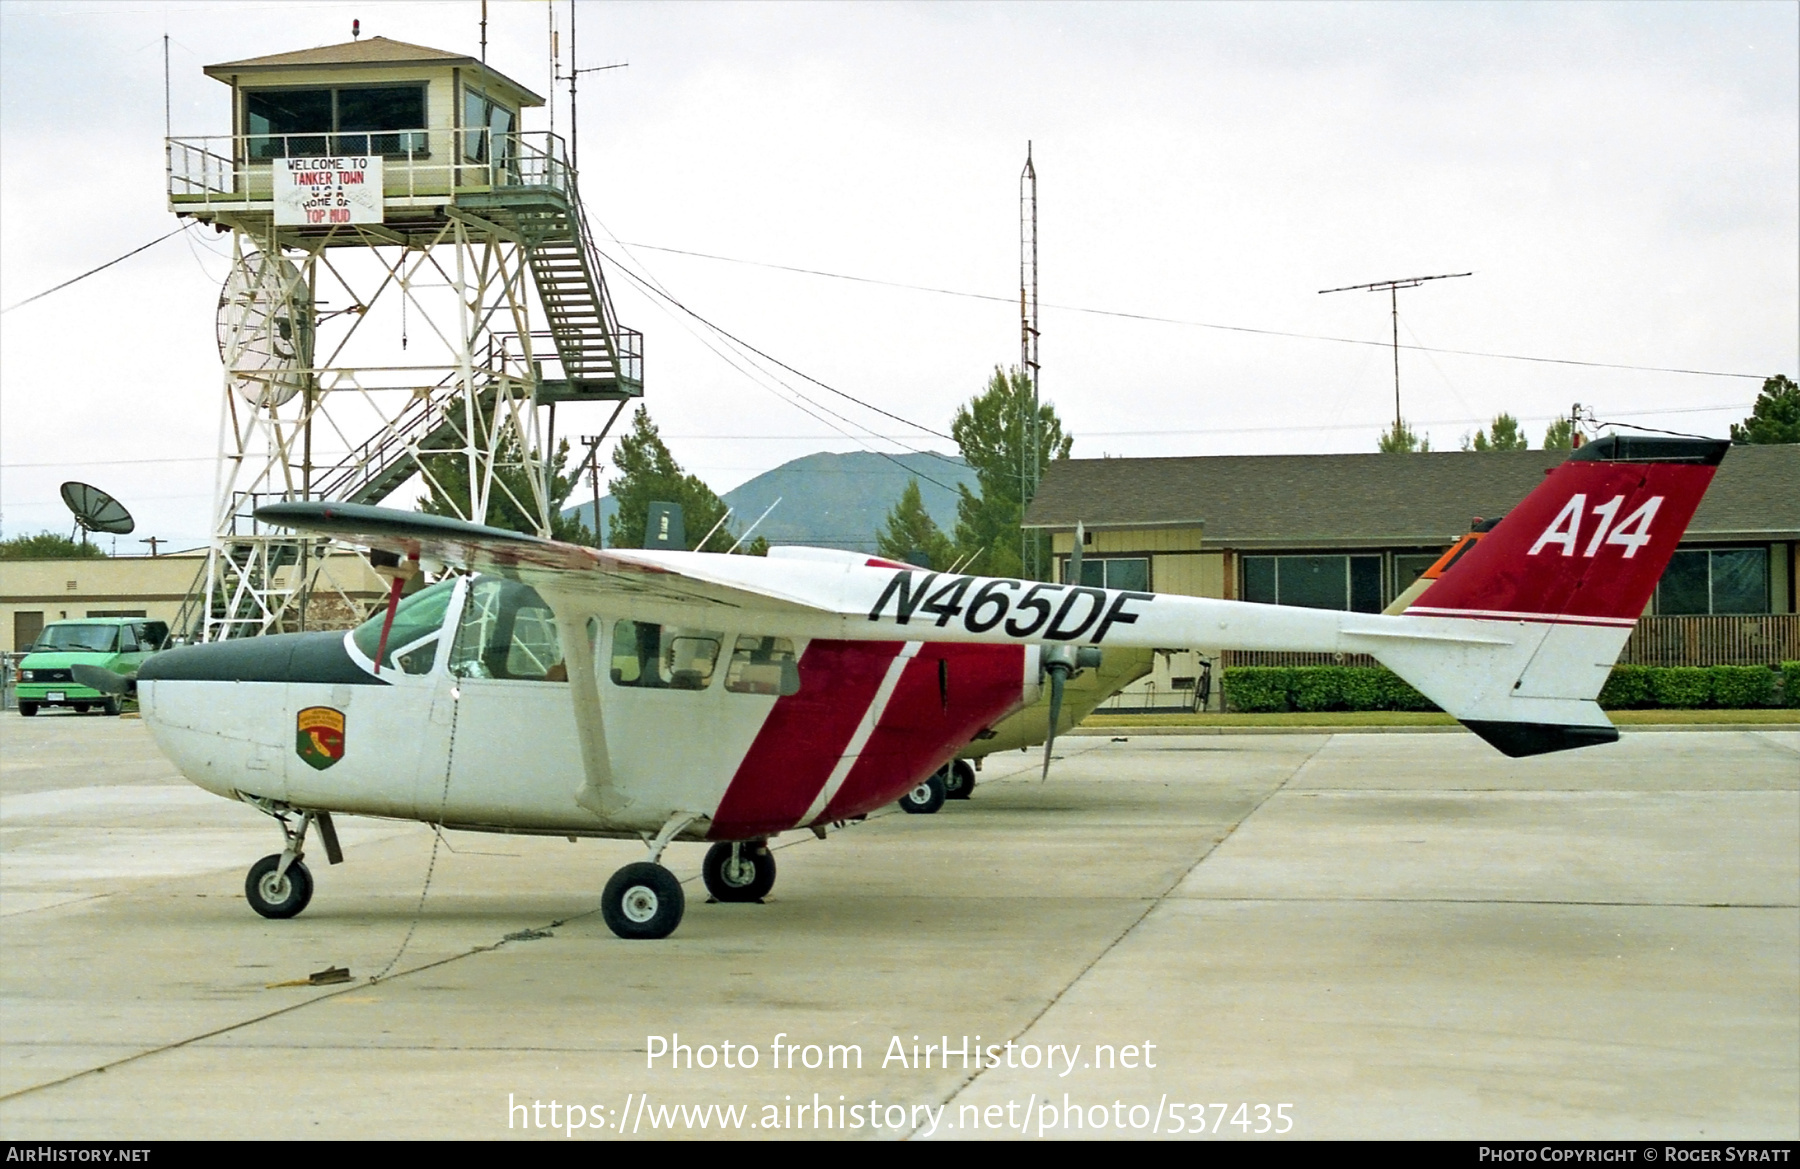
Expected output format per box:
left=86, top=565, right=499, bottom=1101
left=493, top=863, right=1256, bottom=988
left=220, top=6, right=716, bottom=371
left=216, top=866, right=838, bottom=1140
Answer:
left=1023, top=443, right=1800, bottom=549
left=206, top=37, right=544, bottom=105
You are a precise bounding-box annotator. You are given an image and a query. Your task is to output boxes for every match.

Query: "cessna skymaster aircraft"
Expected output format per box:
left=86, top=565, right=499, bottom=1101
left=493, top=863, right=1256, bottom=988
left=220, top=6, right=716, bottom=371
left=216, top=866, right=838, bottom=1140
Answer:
left=114, top=435, right=1726, bottom=940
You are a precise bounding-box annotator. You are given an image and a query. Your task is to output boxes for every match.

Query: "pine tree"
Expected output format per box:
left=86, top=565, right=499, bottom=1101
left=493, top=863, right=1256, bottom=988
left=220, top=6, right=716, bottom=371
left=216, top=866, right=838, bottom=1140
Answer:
left=950, top=366, right=1072, bottom=579
left=1731, top=375, right=1800, bottom=444
left=417, top=395, right=589, bottom=541
left=876, top=479, right=955, bottom=569
left=605, top=406, right=765, bottom=553
left=1378, top=418, right=1431, bottom=453
left=1542, top=415, right=1574, bottom=450
left=1462, top=412, right=1529, bottom=451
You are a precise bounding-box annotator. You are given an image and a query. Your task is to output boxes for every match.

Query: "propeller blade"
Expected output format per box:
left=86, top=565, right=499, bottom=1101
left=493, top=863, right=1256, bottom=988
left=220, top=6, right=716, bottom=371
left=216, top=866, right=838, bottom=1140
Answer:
left=371, top=574, right=405, bottom=674
left=70, top=664, right=133, bottom=696
left=1041, top=664, right=1067, bottom=780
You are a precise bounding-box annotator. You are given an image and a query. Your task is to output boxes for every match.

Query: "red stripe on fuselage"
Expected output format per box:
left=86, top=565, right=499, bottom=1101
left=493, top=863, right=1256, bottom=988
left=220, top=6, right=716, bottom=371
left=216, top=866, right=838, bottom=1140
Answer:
left=708, top=640, right=901, bottom=840
left=819, top=643, right=1026, bottom=823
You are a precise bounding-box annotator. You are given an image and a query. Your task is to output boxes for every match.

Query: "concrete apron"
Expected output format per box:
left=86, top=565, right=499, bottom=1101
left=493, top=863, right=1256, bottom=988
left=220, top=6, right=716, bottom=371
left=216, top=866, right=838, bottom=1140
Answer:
left=1, top=714, right=1795, bottom=1140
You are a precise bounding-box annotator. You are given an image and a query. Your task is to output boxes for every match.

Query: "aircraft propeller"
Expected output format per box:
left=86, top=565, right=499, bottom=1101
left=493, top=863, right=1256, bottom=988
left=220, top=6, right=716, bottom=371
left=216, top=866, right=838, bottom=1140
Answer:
left=1039, top=644, right=1102, bottom=779
left=70, top=664, right=134, bottom=697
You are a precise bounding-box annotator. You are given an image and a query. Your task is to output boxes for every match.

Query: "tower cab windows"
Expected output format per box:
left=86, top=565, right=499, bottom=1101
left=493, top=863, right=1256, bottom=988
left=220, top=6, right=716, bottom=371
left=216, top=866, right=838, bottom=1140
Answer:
left=245, top=85, right=427, bottom=159
left=462, top=88, right=517, bottom=169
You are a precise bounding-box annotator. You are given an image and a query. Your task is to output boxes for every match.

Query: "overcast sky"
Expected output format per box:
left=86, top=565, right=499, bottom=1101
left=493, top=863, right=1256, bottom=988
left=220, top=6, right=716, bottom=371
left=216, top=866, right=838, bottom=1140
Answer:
left=1, top=1, right=1794, bottom=550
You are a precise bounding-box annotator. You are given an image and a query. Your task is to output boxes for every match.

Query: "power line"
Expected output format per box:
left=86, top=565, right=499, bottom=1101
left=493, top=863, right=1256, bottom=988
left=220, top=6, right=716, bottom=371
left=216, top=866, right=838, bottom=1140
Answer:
left=622, top=241, right=1770, bottom=381
left=1, top=225, right=193, bottom=315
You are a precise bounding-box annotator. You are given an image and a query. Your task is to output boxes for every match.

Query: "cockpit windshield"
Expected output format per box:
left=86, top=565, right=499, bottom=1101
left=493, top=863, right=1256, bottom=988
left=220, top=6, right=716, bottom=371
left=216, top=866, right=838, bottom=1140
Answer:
left=350, top=578, right=457, bottom=672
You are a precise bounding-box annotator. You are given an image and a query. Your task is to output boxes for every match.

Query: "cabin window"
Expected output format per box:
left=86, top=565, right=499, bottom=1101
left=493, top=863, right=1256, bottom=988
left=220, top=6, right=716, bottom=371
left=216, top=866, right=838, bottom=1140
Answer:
left=724, top=636, right=802, bottom=696
left=1655, top=548, right=1769, bottom=615
left=352, top=578, right=456, bottom=672
left=245, top=85, right=428, bottom=159
left=609, top=621, right=723, bottom=690
left=446, top=578, right=566, bottom=681
left=1241, top=554, right=1383, bottom=613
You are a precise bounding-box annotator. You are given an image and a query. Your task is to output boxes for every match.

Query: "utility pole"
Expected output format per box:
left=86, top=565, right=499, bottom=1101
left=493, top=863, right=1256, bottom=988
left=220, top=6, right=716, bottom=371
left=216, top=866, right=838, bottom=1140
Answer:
left=578, top=434, right=606, bottom=547
left=1319, top=271, right=1471, bottom=436
left=1019, top=143, right=1040, bottom=579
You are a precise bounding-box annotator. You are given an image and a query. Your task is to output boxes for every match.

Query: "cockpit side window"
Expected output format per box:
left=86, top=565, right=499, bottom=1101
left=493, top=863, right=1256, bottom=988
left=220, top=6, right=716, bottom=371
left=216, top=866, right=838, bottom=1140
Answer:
left=446, top=577, right=566, bottom=681
left=351, top=578, right=457, bottom=673
left=608, top=621, right=723, bottom=690
left=724, top=636, right=801, bottom=695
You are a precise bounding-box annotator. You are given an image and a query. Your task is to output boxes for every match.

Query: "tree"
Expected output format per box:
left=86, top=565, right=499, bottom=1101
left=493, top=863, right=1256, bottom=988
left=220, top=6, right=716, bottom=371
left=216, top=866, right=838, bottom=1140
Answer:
left=0, top=532, right=105, bottom=559
left=1541, top=415, right=1574, bottom=450
left=1461, top=412, right=1529, bottom=451
left=876, top=479, right=955, bottom=569
left=951, top=365, right=1072, bottom=579
left=1731, top=375, right=1800, bottom=444
left=605, top=406, right=766, bottom=554
left=418, top=395, right=591, bottom=542
left=1378, top=418, right=1431, bottom=453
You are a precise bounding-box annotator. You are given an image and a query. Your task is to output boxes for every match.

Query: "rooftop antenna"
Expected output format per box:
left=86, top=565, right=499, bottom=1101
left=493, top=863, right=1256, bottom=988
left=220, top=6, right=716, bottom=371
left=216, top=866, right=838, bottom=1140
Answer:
left=61, top=482, right=135, bottom=545
left=1319, top=271, right=1471, bottom=436
left=480, top=0, right=488, bottom=62
left=1019, top=142, right=1041, bottom=579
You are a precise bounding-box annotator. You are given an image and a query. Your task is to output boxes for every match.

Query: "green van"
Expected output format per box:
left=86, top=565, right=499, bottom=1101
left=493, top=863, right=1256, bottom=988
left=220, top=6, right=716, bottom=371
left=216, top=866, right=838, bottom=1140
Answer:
left=13, top=618, right=167, bottom=717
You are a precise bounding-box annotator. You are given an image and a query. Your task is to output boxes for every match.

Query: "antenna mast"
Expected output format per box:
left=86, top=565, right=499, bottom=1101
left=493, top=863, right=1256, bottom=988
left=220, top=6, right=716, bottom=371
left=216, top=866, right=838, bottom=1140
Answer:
left=1019, top=143, right=1041, bottom=579
left=1319, top=271, right=1470, bottom=436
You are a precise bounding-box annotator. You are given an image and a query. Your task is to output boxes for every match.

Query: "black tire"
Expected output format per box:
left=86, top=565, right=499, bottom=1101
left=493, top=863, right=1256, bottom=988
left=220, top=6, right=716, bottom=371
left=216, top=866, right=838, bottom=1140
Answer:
left=101, top=697, right=121, bottom=717
left=898, top=773, right=946, bottom=815
left=602, top=862, right=685, bottom=940
left=18, top=702, right=38, bottom=717
left=944, top=759, right=977, bottom=800
left=245, top=854, right=314, bottom=919
left=702, top=841, right=776, bottom=902
left=73, top=703, right=90, bottom=714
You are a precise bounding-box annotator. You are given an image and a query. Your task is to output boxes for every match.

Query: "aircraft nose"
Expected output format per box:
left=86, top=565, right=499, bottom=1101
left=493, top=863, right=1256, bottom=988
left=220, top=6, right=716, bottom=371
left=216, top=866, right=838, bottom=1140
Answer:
left=138, top=631, right=385, bottom=686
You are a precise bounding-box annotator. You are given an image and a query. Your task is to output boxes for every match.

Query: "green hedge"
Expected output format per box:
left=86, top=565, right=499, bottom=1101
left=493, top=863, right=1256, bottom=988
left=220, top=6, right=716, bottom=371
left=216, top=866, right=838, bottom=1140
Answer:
left=1223, top=666, right=1435, bottom=713
left=1227, top=663, right=1788, bottom=713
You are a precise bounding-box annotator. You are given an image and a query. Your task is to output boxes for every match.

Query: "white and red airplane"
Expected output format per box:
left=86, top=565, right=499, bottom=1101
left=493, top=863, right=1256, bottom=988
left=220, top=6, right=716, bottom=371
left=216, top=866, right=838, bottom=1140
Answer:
left=114, top=434, right=1726, bottom=939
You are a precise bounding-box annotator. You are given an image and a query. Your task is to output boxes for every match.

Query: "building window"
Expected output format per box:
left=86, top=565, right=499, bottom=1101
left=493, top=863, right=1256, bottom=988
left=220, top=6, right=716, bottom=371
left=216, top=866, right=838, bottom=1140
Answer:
left=1064, top=557, right=1150, bottom=591
left=462, top=88, right=517, bottom=166
left=1655, top=548, right=1769, bottom=615
left=246, top=85, right=428, bottom=159
left=1242, top=554, right=1382, bottom=613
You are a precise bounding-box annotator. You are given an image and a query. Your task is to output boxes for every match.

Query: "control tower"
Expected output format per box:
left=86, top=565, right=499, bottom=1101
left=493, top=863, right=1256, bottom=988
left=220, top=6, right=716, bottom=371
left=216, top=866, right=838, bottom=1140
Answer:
left=167, top=36, right=640, bottom=639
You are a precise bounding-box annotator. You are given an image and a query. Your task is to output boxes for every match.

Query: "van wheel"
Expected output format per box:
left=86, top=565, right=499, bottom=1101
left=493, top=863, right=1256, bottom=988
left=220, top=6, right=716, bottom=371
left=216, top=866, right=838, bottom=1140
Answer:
left=73, top=703, right=90, bottom=714
left=18, top=702, right=38, bottom=717
left=101, top=697, right=121, bottom=717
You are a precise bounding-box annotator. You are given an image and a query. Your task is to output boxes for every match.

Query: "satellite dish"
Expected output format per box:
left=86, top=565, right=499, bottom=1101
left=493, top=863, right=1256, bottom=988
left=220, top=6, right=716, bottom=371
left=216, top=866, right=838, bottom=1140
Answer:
left=61, top=481, right=134, bottom=536
left=216, top=250, right=313, bottom=407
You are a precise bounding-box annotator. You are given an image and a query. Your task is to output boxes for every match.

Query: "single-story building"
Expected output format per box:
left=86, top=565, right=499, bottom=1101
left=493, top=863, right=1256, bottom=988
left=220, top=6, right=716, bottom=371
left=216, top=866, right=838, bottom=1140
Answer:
left=1024, top=443, right=1800, bottom=709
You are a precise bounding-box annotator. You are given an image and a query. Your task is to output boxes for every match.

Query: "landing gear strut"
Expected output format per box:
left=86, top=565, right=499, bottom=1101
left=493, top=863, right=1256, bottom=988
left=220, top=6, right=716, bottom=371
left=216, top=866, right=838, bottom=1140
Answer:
left=702, top=840, right=776, bottom=902
left=241, top=805, right=341, bottom=919
left=941, top=759, right=977, bottom=800
left=601, top=814, right=696, bottom=940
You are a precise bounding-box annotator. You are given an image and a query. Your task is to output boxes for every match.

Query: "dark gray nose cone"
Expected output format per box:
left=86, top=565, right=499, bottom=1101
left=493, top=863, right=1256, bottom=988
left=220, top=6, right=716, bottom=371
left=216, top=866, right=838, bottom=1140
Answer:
left=138, top=632, right=385, bottom=686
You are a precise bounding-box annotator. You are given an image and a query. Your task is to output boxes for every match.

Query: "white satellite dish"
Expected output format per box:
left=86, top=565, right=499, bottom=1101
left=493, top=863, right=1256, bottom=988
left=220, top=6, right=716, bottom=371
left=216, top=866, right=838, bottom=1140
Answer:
left=216, top=250, right=313, bottom=407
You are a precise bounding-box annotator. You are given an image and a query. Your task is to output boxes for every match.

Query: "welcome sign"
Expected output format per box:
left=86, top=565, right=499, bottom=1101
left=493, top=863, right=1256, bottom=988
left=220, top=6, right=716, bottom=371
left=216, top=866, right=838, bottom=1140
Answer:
left=273, top=156, right=383, bottom=226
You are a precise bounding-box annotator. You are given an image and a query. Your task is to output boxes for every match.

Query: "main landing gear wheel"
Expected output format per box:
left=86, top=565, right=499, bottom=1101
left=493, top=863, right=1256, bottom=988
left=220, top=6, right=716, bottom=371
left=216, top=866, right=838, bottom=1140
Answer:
left=602, top=862, right=685, bottom=940
left=702, top=841, right=776, bottom=902
left=899, top=773, right=946, bottom=815
left=245, top=853, right=314, bottom=919
left=942, top=759, right=977, bottom=800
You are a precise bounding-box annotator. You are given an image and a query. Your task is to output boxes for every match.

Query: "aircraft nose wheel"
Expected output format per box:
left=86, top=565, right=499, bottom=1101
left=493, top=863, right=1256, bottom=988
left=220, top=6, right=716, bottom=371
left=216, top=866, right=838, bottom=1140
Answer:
left=898, top=773, right=946, bottom=814
left=602, top=862, right=685, bottom=939
left=941, top=759, right=977, bottom=800
left=702, top=841, right=776, bottom=902
left=245, top=854, right=314, bottom=919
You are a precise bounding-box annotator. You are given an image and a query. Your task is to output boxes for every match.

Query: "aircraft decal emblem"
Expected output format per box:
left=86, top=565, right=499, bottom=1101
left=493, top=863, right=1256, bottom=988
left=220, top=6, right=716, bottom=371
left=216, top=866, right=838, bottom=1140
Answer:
left=295, top=706, right=346, bottom=770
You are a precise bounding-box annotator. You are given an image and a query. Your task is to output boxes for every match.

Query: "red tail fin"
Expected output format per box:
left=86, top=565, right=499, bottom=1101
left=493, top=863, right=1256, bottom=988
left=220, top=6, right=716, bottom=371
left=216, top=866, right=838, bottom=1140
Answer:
left=1408, top=435, right=1729, bottom=625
